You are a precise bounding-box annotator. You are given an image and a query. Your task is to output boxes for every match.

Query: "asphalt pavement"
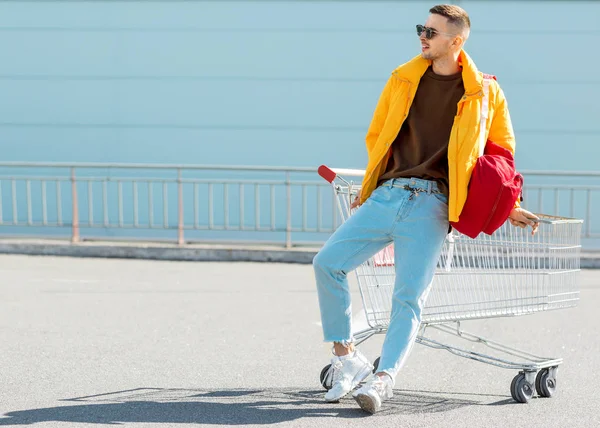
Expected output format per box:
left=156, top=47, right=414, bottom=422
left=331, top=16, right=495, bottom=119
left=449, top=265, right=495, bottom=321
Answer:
left=0, top=255, right=598, bottom=427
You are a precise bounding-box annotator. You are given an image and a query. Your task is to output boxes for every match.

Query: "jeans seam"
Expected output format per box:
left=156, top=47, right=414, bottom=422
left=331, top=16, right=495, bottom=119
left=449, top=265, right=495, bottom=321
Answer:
left=394, top=191, right=412, bottom=224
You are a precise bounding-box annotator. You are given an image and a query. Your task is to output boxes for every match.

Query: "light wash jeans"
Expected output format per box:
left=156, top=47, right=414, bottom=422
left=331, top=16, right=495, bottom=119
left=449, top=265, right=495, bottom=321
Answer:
left=313, top=177, right=449, bottom=382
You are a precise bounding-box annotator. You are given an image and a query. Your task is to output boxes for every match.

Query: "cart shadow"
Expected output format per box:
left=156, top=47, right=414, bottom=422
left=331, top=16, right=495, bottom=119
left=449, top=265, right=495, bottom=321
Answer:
left=0, top=387, right=517, bottom=425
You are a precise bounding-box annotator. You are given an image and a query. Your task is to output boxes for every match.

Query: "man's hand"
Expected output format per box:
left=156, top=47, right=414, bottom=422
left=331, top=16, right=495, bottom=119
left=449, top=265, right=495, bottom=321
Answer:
left=350, top=189, right=362, bottom=209
left=508, top=207, right=539, bottom=235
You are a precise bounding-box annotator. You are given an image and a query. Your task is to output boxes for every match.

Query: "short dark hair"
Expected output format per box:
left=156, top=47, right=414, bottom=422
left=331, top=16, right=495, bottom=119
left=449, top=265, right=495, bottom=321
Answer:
left=429, top=4, right=471, bottom=32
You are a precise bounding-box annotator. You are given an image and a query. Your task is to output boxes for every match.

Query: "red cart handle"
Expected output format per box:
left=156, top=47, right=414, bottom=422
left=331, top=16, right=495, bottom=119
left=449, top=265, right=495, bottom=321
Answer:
left=318, top=165, right=366, bottom=183
left=318, top=165, right=337, bottom=183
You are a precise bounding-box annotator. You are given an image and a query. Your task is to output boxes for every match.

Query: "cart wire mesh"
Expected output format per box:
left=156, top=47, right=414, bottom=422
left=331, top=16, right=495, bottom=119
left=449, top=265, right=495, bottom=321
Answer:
left=333, top=182, right=582, bottom=329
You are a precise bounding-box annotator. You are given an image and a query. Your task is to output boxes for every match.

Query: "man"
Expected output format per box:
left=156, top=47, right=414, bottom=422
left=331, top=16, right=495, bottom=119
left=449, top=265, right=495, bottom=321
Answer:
left=313, top=4, right=539, bottom=414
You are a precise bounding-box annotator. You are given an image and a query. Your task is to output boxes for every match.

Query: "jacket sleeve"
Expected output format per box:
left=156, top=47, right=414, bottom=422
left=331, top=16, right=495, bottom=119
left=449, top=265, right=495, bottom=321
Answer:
left=488, top=85, right=521, bottom=208
left=365, top=76, right=393, bottom=153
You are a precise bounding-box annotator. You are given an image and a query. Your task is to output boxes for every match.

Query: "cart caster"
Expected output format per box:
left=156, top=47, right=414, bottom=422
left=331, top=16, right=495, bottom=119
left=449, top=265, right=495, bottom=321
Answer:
left=511, top=372, right=535, bottom=403
left=536, top=368, right=557, bottom=398
left=372, top=357, right=380, bottom=374
left=320, top=364, right=332, bottom=390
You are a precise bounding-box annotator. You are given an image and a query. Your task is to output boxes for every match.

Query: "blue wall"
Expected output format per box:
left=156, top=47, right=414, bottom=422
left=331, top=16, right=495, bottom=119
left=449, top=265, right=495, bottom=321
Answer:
left=0, top=1, right=598, bottom=245
left=1, top=0, right=598, bottom=171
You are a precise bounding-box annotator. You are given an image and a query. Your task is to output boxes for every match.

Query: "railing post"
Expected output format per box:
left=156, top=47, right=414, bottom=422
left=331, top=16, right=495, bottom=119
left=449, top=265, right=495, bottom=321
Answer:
left=178, top=168, right=185, bottom=245
left=70, top=167, right=80, bottom=243
left=587, top=189, right=592, bottom=239
left=286, top=171, right=291, bottom=249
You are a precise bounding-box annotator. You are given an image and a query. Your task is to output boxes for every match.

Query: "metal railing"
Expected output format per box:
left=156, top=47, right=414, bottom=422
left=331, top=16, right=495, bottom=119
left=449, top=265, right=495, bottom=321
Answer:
left=0, top=162, right=338, bottom=248
left=0, top=162, right=598, bottom=248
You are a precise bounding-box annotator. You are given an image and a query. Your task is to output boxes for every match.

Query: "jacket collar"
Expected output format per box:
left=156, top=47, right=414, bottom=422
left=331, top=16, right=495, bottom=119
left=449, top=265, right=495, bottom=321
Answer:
left=392, top=50, right=483, bottom=96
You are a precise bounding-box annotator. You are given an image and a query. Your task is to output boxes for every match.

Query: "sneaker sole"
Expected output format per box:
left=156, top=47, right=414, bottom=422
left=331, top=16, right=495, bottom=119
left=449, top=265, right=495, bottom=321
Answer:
left=354, top=393, right=378, bottom=414
left=324, top=364, right=373, bottom=403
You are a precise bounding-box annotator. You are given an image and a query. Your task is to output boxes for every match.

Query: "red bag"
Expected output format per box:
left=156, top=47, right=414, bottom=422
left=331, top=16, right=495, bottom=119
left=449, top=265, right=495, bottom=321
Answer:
left=451, top=140, right=523, bottom=238
left=450, top=74, right=523, bottom=239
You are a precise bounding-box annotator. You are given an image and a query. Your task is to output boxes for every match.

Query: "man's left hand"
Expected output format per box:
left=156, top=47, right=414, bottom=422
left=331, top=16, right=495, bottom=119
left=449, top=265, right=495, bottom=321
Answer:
left=508, top=207, right=539, bottom=235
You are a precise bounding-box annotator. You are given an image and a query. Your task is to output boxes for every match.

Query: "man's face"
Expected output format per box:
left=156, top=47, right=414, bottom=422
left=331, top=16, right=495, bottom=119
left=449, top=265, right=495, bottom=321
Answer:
left=419, top=14, right=459, bottom=60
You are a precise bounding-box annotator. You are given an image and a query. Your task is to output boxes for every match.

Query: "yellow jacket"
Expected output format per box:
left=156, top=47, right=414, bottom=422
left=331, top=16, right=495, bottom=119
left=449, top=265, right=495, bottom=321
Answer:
left=360, top=50, right=518, bottom=222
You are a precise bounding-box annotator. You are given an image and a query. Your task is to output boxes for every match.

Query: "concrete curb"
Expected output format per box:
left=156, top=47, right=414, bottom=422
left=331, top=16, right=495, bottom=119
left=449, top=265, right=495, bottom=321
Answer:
left=0, top=240, right=317, bottom=264
left=0, top=239, right=599, bottom=268
left=581, top=256, right=600, bottom=269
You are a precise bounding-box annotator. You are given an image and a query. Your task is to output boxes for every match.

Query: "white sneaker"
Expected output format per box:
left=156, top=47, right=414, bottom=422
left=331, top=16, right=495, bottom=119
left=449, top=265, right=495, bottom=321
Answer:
left=323, top=349, right=374, bottom=402
left=353, top=374, right=394, bottom=414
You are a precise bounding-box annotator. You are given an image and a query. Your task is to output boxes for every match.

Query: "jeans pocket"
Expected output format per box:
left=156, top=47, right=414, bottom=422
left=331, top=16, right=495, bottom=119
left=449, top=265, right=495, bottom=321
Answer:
left=432, top=192, right=449, bottom=206
left=366, top=185, right=388, bottom=203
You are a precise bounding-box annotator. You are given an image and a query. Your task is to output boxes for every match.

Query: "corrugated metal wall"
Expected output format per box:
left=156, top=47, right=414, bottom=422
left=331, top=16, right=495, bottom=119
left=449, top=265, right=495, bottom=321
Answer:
left=1, top=1, right=598, bottom=171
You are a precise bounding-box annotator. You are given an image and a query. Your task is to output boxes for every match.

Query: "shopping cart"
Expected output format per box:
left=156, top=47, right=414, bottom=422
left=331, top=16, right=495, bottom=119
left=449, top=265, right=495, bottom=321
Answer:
left=317, top=165, right=583, bottom=403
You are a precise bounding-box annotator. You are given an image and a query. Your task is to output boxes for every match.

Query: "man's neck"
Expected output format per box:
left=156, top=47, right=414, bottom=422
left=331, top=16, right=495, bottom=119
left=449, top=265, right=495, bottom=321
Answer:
left=431, top=54, right=461, bottom=76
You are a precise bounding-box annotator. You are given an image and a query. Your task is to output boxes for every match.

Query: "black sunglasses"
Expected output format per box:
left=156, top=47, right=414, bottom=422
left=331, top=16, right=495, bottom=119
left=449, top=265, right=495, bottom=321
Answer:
left=416, top=24, right=455, bottom=40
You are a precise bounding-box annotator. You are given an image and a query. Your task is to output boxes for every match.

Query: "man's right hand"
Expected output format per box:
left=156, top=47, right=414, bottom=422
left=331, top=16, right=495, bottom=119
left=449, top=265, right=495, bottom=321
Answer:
left=350, top=190, right=362, bottom=209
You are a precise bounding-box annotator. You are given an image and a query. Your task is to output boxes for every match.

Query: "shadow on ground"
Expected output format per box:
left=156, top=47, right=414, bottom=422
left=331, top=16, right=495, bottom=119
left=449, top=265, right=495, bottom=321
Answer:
left=0, top=387, right=512, bottom=425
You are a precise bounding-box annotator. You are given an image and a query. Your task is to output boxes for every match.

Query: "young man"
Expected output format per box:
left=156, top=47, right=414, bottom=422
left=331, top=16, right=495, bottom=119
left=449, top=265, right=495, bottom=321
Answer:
left=313, top=4, right=539, bottom=414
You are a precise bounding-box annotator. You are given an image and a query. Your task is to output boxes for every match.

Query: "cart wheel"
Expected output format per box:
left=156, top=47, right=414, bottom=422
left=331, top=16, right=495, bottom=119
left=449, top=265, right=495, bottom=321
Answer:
left=535, top=368, right=557, bottom=398
left=372, top=357, right=380, bottom=374
left=320, top=364, right=332, bottom=390
left=510, top=374, right=519, bottom=402
left=511, top=373, right=534, bottom=403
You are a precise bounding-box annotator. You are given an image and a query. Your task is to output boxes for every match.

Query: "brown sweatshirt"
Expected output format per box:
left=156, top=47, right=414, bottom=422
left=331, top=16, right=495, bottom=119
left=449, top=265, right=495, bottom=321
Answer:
left=379, top=66, right=465, bottom=196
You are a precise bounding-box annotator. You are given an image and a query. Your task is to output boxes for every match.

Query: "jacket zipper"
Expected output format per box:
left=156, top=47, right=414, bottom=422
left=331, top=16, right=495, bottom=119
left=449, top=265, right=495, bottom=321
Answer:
left=451, top=88, right=486, bottom=219
left=363, top=74, right=413, bottom=190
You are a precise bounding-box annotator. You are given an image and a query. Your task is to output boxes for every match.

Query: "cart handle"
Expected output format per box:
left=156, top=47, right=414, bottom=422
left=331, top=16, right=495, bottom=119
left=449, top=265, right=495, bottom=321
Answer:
left=318, top=165, right=581, bottom=226
left=317, top=165, right=337, bottom=183
left=318, top=165, right=366, bottom=183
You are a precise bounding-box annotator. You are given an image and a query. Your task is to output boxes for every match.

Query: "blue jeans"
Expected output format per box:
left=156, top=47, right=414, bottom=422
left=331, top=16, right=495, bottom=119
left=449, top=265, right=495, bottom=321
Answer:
left=313, top=177, right=449, bottom=381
